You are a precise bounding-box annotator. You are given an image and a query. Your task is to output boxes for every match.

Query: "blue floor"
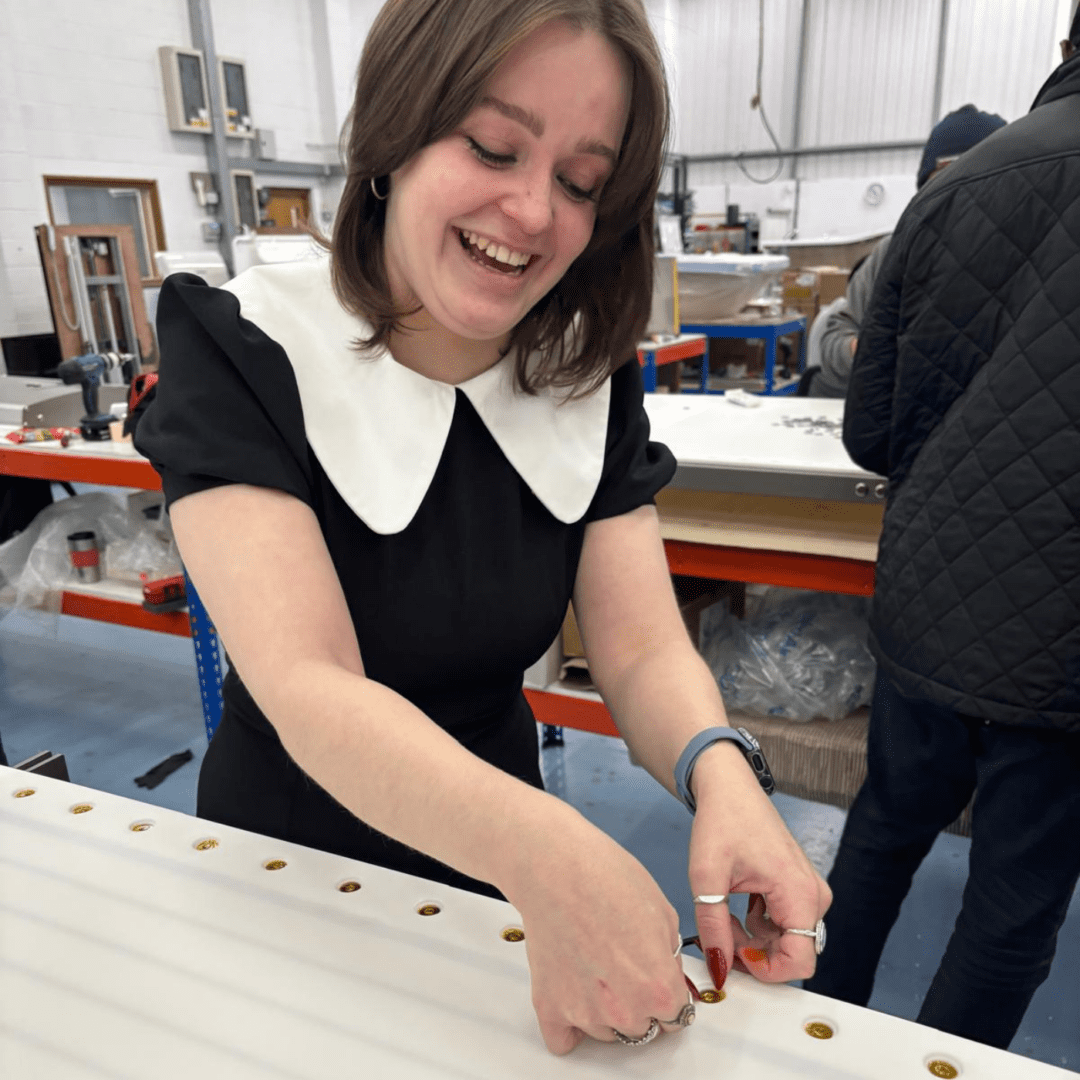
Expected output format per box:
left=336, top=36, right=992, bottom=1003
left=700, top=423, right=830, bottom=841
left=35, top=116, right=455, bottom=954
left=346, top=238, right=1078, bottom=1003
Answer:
left=0, top=610, right=1076, bottom=1072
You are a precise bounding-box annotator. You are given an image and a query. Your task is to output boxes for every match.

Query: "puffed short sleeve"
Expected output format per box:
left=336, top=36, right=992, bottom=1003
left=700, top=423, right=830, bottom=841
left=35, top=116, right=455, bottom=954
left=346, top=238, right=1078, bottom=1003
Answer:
left=133, top=274, right=314, bottom=510
left=584, top=358, right=677, bottom=523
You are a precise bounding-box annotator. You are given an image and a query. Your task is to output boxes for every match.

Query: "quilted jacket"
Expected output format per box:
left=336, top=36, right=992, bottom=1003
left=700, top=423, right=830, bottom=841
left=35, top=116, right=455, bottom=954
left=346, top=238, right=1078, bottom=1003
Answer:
left=844, top=54, right=1080, bottom=732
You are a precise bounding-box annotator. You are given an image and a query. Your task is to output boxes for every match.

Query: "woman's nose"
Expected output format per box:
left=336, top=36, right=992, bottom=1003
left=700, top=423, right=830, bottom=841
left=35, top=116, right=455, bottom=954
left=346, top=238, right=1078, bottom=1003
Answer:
left=498, top=169, right=554, bottom=235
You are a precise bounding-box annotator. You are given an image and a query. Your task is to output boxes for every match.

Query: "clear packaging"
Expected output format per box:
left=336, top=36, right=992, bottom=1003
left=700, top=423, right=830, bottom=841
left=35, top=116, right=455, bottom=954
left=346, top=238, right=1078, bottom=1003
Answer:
left=700, top=586, right=876, bottom=722
left=0, top=491, right=181, bottom=613
left=676, top=253, right=790, bottom=321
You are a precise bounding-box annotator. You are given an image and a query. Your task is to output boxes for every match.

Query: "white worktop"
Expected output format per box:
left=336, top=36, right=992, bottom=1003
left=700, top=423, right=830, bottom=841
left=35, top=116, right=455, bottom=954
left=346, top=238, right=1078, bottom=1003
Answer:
left=644, top=395, right=884, bottom=501
left=2, top=767, right=1068, bottom=1079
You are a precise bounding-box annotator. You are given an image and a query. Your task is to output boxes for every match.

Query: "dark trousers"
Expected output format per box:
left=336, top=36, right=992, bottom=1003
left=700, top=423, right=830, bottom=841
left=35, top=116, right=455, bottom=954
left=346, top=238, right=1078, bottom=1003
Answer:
left=804, top=669, right=1080, bottom=1049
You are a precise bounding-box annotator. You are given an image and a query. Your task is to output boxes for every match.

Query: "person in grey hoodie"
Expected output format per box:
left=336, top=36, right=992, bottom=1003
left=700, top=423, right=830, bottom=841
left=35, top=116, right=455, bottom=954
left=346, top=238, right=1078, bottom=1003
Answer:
left=804, top=104, right=1005, bottom=398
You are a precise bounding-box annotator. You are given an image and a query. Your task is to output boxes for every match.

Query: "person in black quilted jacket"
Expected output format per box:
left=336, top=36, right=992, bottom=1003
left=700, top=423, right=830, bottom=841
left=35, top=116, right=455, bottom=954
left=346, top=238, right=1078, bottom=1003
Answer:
left=804, top=15, right=1080, bottom=1052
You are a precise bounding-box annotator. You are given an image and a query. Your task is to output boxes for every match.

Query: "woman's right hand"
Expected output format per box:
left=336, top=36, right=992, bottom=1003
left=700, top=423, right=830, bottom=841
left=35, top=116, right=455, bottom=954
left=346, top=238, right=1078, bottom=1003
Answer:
left=503, top=822, right=690, bottom=1055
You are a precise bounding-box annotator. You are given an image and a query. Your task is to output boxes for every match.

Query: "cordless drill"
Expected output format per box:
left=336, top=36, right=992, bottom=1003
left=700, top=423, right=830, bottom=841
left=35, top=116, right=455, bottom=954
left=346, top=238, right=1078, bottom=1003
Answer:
left=57, top=352, right=130, bottom=441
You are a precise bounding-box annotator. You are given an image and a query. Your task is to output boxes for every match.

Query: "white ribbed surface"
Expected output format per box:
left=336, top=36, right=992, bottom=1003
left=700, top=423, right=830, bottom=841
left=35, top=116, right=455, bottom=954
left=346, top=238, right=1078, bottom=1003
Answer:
left=675, top=0, right=1065, bottom=187
left=938, top=0, right=1062, bottom=124
left=677, top=0, right=803, bottom=158
left=3, top=767, right=1073, bottom=1079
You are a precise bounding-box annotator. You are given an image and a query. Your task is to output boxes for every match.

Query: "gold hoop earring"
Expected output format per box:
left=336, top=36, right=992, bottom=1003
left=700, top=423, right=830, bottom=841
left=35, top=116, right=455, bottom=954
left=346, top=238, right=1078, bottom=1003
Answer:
left=370, top=176, right=388, bottom=201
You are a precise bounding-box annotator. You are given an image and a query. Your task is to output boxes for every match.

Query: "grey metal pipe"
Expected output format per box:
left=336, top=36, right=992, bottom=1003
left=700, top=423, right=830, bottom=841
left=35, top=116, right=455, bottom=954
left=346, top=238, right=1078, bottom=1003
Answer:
left=682, top=139, right=925, bottom=165
left=789, top=0, right=814, bottom=235
left=790, top=0, right=813, bottom=178
left=188, top=0, right=237, bottom=276
left=225, top=157, right=343, bottom=179
left=931, top=0, right=951, bottom=126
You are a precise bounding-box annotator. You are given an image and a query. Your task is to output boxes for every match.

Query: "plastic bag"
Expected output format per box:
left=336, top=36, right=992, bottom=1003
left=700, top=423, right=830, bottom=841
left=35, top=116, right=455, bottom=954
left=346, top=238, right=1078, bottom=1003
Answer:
left=0, top=491, right=181, bottom=613
left=700, top=586, right=876, bottom=722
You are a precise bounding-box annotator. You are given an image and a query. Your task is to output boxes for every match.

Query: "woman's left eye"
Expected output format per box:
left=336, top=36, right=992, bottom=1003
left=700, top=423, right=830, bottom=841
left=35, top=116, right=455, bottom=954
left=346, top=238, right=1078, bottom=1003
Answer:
left=467, top=137, right=515, bottom=167
left=559, top=178, right=599, bottom=204
left=467, top=136, right=599, bottom=204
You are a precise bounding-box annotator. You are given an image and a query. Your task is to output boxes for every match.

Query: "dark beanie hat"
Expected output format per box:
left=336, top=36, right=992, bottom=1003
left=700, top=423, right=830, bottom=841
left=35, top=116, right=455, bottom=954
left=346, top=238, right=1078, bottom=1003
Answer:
left=917, top=104, right=1007, bottom=188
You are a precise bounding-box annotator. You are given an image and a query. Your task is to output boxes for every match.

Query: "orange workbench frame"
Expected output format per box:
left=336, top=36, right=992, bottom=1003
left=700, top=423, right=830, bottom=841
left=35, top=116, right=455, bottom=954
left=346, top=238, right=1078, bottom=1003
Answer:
left=1, top=439, right=877, bottom=729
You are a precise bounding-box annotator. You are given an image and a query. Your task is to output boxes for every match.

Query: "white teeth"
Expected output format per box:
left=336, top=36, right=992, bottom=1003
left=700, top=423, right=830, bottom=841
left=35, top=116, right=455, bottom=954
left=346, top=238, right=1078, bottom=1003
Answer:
left=461, top=229, right=529, bottom=269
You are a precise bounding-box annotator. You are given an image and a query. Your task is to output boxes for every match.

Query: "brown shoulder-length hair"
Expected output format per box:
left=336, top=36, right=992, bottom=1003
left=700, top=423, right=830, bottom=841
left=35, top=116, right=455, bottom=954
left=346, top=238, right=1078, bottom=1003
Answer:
left=329, top=0, right=669, bottom=398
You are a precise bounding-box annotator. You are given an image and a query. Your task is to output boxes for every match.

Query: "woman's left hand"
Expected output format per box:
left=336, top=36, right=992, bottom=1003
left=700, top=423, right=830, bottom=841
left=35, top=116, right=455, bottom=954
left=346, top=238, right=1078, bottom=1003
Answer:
left=685, top=747, right=831, bottom=992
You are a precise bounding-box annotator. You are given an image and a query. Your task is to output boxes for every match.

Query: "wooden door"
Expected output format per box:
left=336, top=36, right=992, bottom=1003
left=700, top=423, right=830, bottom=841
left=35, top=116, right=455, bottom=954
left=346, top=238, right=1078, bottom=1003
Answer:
left=260, top=187, right=311, bottom=232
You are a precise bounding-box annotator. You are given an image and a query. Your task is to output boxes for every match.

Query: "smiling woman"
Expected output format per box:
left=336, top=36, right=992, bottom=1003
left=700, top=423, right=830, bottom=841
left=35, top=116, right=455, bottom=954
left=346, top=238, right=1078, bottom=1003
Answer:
left=331, top=0, right=669, bottom=394
left=133, top=0, right=830, bottom=1061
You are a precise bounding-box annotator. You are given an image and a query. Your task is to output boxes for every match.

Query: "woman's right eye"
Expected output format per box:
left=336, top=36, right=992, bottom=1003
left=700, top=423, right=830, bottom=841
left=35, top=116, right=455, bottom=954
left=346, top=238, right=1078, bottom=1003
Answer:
left=467, top=137, right=516, bottom=167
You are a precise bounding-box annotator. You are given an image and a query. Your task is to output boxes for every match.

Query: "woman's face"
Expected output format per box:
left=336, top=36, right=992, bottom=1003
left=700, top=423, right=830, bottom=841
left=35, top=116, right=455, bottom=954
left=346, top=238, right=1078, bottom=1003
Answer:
left=383, top=19, right=631, bottom=346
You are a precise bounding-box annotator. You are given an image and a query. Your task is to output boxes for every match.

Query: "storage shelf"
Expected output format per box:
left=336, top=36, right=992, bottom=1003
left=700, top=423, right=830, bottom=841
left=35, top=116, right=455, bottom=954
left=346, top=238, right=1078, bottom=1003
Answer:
left=55, top=578, right=190, bottom=638
left=0, top=436, right=160, bottom=491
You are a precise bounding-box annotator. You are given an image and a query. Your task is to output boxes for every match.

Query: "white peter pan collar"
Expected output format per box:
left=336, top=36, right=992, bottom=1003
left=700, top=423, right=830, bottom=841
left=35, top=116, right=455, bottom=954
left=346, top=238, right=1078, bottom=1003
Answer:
left=222, top=258, right=611, bottom=535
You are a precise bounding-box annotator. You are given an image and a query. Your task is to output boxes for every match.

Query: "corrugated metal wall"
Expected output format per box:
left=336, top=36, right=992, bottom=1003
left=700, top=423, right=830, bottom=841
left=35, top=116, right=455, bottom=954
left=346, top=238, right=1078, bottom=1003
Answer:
left=677, top=0, right=803, bottom=168
left=674, top=0, right=1065, bottom=189
left=938, top=0, right=1062, bottom=123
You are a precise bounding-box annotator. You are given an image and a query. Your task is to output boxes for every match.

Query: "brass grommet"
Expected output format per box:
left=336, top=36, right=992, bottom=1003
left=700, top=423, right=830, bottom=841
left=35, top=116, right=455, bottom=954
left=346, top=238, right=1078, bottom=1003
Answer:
left=130, top=822, right=153, bottom=832
left=417, top=903, right=441, bottom=916
left=927, top=1062, right=959, bottom=1078
left=501, top=927, right=525, bottom=942
left=805, top=1022, right=834, bottom=1040
left=338, top=881, right=361, bottom=893
left=13, top=788, right=35, bottom=798
left=71, top=804, right=93, bottom=814
left=194, top=838, right=220, bottom=851
left=264, top=859, right=287, bottom=871
left=700, top=989, right=725, bottom=1004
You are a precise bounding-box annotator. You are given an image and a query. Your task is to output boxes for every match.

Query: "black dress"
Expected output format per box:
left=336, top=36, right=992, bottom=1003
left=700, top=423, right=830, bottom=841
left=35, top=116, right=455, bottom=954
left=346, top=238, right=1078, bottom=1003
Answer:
left=135, top=266, right=675, bottom=896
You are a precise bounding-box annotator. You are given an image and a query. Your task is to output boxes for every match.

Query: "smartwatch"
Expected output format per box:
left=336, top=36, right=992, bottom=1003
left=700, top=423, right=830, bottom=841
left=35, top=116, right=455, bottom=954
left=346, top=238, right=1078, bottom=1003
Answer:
left=674, top=726, right=776, bottom=812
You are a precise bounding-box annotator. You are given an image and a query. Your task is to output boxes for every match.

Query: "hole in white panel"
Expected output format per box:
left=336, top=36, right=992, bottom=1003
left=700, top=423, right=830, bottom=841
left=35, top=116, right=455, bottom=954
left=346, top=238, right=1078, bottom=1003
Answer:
left=129, top=820, right=155, bottom=832
left=803, top=1016, right=837, bottom=1040
left=925, top=1057, right=962, bottom=1078
left=416, top=901, right=442, bottom=916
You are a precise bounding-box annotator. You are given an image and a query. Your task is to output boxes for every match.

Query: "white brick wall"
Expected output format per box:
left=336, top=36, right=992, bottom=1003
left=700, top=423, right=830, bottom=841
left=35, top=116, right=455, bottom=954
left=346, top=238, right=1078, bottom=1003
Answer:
left=0, top=0, right=374, bottom=340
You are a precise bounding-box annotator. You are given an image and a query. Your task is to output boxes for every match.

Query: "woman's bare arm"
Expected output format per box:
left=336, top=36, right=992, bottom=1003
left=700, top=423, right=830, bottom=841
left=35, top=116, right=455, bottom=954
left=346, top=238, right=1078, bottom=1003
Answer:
left=170, top=483, right=585, bottom=894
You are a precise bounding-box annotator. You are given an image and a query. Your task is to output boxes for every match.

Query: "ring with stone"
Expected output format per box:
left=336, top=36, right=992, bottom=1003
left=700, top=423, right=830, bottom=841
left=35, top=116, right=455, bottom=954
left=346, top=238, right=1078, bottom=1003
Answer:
left=664, top=997, right=697, bottom=1028
left=783, top=918, right=827, bottom=955
left=612, top=1018, right=661, bottom=1046
left=692, top=894, right=728, bottom=905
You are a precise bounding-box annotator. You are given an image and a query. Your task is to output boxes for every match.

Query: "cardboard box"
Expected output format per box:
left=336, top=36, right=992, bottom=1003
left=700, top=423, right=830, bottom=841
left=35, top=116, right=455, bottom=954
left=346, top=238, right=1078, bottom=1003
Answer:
left=561, top=576, right=728, bottom=660
left=781, top=265, right=850, bottom=322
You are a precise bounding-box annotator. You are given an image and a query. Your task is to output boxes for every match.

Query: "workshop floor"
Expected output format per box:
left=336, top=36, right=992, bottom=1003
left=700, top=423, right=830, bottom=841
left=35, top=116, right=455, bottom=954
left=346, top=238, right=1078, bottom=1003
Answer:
left=0, top=610, right=1075, bottom=1073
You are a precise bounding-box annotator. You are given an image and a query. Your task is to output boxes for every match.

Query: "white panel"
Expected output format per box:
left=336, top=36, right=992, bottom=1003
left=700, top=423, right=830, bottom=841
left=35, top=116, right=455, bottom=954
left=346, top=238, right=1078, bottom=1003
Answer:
left=795, top=174, right=918, bottom=239
left=799, top=0, right=940, bottom=150
left=677, top=0, right=804, bottom=159
left=3, top=768, right=1072, bottom=1079
left=938, top=0, right=1062, bottom=124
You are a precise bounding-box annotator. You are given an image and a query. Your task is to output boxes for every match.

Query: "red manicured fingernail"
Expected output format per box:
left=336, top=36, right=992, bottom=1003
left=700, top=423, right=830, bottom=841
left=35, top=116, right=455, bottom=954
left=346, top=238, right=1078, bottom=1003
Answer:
left=741, top=946, right=768, bottom=964
left=705, top=947, right=728, bottom=991
left=684, top=973, right=703, bottom=1001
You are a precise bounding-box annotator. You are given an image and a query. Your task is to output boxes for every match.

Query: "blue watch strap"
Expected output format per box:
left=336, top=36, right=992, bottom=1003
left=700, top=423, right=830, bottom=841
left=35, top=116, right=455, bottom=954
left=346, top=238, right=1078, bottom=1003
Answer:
left=674, top=726, right=754, bottom=813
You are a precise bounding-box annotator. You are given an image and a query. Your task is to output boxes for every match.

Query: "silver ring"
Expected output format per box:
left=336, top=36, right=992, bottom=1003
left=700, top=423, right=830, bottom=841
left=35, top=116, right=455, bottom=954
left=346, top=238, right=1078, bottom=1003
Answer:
left=612, top=1018, right=660, bottom=1046
left=664, top=1001, right=696, bottom=1028
left=784, top=918, right=826, bottom=955
left=692, top=894, right=728, bottom=905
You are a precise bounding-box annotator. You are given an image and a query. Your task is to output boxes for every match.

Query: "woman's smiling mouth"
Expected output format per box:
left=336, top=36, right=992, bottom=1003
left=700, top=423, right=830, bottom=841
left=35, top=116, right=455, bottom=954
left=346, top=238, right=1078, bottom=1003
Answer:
left=456, top=228, right=537, bottom=275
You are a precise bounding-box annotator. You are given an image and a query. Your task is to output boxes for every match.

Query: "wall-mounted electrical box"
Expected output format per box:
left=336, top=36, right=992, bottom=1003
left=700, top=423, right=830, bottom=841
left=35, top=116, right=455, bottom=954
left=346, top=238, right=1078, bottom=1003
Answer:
left=159, top=46, right=212, bottom=133
left=218, top=56, right=254, bottom=138
left=231, top=170, right=258, bottom=231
